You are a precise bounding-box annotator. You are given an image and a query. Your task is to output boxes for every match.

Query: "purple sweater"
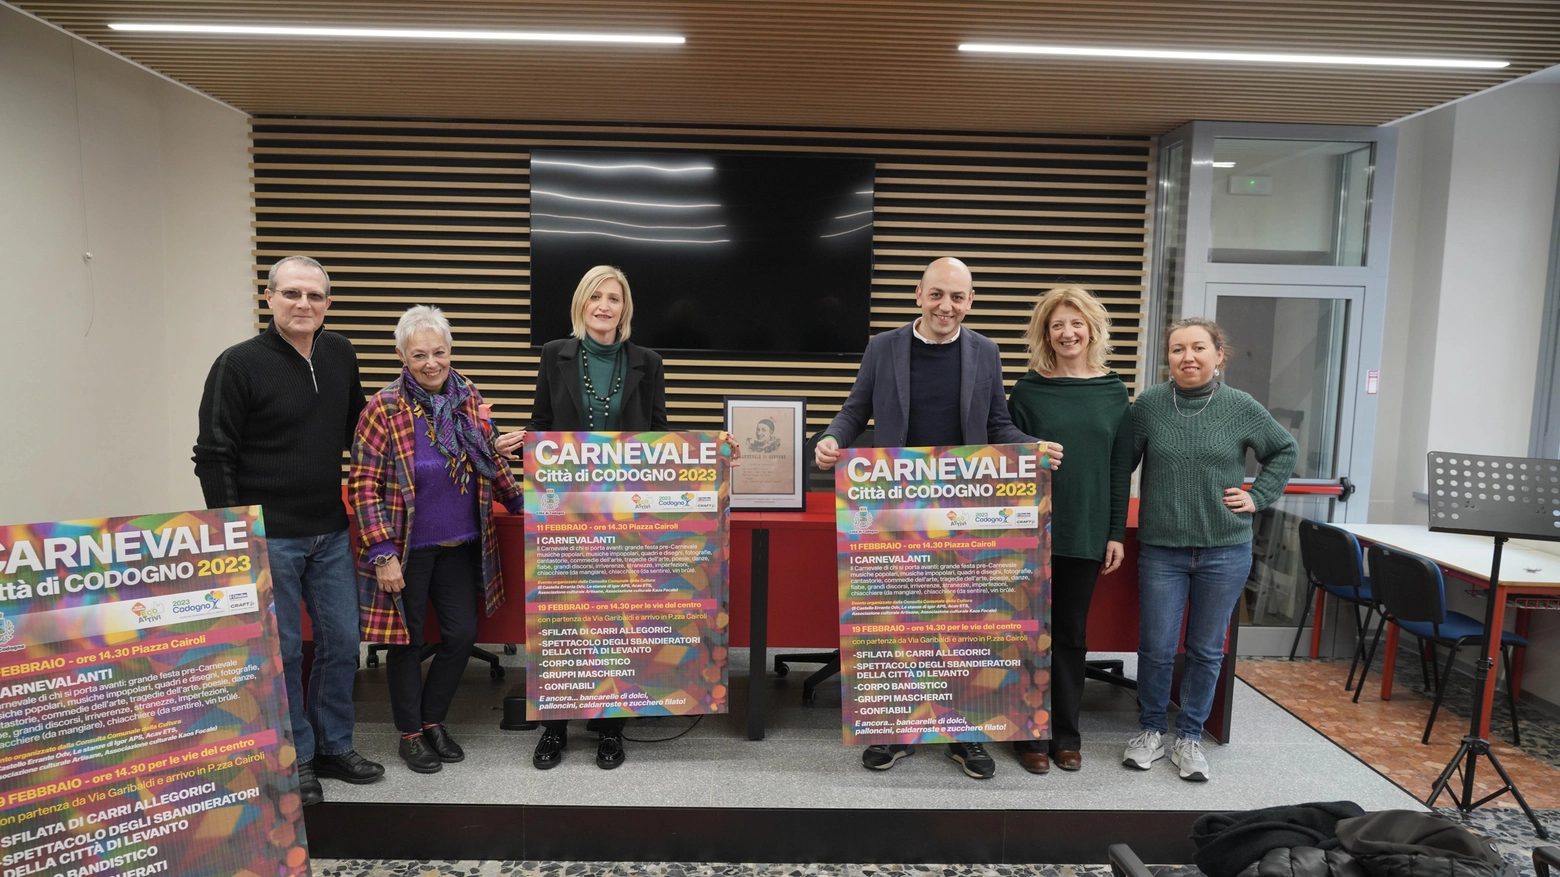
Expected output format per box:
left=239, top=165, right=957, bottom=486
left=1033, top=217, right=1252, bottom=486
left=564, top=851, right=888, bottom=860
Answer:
left=368, top=411, right=520, bottom=561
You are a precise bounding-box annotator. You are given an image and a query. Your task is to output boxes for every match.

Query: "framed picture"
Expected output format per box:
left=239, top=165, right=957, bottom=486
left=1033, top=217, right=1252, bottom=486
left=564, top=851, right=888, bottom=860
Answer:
left=724, top=396, right=807, bottom=511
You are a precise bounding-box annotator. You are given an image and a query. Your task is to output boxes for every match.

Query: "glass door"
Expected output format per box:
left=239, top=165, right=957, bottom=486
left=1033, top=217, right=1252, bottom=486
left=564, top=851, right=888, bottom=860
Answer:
left=1211, top=283, right=1363, bottom=651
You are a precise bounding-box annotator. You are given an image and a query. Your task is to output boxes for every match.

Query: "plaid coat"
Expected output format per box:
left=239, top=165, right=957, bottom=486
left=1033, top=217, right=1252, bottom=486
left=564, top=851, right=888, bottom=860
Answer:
left=348, top=372, right=522, bottom=645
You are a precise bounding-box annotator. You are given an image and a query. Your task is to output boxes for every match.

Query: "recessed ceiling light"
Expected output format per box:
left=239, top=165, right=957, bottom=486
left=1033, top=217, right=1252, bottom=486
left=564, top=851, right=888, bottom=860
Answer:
left=1212, top=161, right=1237, bottom=168
left=958, top=43, right=1507, bottom=69
left=107, top=23, right=684, bottom=45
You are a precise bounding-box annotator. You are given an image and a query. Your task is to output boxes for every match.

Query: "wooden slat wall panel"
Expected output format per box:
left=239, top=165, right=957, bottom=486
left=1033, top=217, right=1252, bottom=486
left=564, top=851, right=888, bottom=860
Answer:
left=251, top=119, right=1150, bottom=436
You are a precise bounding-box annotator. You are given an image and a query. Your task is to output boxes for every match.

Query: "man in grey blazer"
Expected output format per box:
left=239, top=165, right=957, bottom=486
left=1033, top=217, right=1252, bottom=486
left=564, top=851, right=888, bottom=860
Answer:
left=815, top=256, right=1063, bottom=780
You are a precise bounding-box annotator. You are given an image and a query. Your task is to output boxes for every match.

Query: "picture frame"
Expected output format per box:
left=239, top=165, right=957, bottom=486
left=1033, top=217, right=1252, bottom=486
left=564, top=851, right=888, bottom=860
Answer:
left=723, top=396, right=807, bottom=511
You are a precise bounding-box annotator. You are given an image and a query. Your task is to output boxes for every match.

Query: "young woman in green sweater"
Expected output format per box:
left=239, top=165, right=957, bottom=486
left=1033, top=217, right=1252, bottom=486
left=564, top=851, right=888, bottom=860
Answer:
left=1007, top=287, right=1133, bottom=775
left=1123, top=318, right=1297, bottom=782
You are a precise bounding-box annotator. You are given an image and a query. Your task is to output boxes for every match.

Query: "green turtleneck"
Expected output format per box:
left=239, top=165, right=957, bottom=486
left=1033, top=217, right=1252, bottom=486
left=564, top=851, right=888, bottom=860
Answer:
left=1007, top=371, right=1133, bottom=561
left=577, top=336, right=627, bottom=430
left=1131, top=381, right=1299, bottom=548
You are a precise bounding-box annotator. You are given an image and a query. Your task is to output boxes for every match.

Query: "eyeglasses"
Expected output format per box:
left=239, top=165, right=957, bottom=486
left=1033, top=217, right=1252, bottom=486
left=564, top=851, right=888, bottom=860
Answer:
left=274, top=289, right=328, bottom=304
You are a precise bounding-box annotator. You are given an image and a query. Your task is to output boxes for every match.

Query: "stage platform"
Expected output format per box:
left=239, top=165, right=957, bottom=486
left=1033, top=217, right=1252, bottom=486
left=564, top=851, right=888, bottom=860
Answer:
left=302, top=650, right=1425, bottom=865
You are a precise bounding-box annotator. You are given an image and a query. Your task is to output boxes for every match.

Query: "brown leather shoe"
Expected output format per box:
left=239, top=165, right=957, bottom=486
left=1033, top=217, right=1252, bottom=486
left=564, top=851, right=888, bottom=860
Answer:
left=1052, top=750, right=1083, bottom=771
left=1016, top=750, right=1051, bottom=774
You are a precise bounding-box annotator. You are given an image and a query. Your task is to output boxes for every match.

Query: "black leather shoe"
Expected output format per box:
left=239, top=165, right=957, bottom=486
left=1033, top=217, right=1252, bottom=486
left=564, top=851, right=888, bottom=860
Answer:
left=312, top=750, right=386, bottom=784
left=399, top=735, right=442, bottom=774
left=422, top=724, right=465, bottom=763
left=296, top=762, right=323, bottom=806
left=533, top=731, right=566, bottom=770
left=596, top=733, right=626, bottom=770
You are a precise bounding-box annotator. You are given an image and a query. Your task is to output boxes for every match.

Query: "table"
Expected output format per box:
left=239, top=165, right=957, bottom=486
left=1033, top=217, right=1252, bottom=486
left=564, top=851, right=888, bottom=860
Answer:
left=1334, top=523, right=1560, bottom=733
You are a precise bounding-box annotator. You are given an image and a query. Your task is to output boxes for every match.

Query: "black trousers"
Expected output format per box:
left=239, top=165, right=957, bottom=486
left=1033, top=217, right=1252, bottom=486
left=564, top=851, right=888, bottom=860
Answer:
left=1016, top=554, right=1102, bottom=753
left=386, top=541, right=480, bottom=734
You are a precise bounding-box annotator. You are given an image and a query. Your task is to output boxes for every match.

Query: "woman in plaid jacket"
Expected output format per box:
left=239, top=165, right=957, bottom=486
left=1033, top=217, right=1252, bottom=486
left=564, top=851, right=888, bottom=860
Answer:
left=349, top=305, right=526, bottom=775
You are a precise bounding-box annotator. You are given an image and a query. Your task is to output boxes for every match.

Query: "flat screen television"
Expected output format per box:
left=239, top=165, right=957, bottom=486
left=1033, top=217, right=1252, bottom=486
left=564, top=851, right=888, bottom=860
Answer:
left=529, top=150, right=875, bottom=355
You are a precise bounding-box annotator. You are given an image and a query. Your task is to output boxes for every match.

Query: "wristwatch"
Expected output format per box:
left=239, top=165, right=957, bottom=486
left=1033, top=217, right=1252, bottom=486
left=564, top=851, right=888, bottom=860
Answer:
left=372, top=553, right=398, bottom=567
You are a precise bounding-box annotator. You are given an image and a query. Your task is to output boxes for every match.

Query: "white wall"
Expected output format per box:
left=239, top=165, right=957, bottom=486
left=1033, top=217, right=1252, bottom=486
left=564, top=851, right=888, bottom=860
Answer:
left=1376, top=84, right=1560, bottom=518
left=0, top=5, right=251, bottom=524
left=1375, top=81, right=1560, bottom=702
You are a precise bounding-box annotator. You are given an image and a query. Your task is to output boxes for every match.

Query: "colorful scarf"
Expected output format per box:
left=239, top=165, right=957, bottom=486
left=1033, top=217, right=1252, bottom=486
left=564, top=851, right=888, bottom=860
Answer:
left=401, top=368, right=499, bottom=493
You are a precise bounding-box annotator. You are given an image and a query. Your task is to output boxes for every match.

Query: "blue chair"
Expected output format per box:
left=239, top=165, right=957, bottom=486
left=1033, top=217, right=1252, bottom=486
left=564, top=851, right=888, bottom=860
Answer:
left=1289, top=520, right=1375, bottom=691
left=1355, top=543, right=1525, bottom=745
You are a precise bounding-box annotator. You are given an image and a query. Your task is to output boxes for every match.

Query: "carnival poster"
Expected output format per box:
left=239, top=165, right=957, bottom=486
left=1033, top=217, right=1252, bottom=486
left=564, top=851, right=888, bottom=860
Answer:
left=836, top=444, right=1052, bottom=746
left=0, top=507, right=308, bottom=877
left=523, top=431, right=731, bottom=720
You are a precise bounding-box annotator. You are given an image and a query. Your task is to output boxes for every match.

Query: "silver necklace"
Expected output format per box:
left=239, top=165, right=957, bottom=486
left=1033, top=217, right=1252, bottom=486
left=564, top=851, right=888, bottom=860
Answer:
left=1172, top=381, right=1218, bottom=418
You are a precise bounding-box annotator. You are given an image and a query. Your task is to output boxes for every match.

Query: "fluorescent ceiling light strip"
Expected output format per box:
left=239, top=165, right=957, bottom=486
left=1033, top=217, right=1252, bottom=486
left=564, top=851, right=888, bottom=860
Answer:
left=532, top=159, right=712, bottom=173
left=107, top=23, right=683, bottom=44
left=958, top=43, right=1507, bottom=69
left=1212, top=162, right=1237, bottom=168
left=531, top=190, right=718, bottom=209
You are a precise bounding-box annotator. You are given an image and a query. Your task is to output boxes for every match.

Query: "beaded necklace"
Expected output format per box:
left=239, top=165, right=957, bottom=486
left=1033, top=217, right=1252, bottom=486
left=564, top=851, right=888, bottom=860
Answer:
left=579, top=347, right=624, bottom=431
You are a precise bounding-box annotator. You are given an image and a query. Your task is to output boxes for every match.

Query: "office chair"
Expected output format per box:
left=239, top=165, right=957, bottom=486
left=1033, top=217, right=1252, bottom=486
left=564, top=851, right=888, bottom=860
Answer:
left=1354, top=543, right=1525, bottom=745
left=1108, top=844, right=1153, bottom=877
left=772, top=427, right=871, bottom=704
left=1288, top=520, right=1375, bottom=691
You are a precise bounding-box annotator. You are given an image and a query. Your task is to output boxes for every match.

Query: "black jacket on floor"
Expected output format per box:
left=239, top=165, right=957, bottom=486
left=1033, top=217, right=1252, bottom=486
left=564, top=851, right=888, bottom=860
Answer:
left=1193, top=801, right=1367, bottom=877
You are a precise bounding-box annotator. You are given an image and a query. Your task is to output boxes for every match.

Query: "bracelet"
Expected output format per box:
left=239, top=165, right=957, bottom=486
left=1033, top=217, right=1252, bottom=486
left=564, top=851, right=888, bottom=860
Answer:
left=372, top=553, right=398, bottom=568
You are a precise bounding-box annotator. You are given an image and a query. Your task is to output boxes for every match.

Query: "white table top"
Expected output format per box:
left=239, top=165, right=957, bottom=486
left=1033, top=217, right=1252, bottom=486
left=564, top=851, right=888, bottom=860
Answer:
left=1335, top=523, right=1560, bottom=589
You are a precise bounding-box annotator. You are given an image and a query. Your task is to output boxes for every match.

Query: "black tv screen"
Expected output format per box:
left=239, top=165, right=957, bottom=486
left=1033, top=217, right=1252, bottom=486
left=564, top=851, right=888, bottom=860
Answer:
left=530, top=150, right=875, bottom=355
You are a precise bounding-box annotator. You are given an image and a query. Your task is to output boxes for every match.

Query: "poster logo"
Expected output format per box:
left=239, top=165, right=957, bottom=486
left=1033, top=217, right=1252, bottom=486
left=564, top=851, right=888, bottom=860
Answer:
left=540, top=488, right=562, bottom=514
left=850, top=507, right=877, bottom=534
left=0, top=612, right=14, bottom=646
left=632, top=493, right=651, bottom=510
left=945, top=510, right=969, bottom=527
left=131, top=600, right=165, bottom=625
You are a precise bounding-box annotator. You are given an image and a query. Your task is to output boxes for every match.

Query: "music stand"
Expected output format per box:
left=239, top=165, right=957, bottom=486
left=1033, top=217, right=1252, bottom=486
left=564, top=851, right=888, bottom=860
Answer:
left=1423, top=451, right=1560, bottom=839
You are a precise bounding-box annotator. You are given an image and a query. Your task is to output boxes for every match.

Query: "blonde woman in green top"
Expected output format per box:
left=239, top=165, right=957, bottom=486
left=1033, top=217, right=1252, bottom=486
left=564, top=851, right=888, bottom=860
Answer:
left=1006, top=286, right=1133, bottom=775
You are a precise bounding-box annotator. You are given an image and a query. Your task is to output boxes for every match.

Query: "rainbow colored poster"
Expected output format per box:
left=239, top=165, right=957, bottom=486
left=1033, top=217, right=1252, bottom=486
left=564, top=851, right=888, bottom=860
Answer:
left=523, top=431, right=731, bottom=720
left=0, top=507, right=308, bottom=877
left=836, top=444, right=1052, bottom=746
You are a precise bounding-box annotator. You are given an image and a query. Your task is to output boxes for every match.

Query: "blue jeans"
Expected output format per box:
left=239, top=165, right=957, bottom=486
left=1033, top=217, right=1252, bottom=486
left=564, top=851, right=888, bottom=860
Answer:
left=1136, top=541, right=1252, bottom=741
left=267, top=529, right=360, bottom=763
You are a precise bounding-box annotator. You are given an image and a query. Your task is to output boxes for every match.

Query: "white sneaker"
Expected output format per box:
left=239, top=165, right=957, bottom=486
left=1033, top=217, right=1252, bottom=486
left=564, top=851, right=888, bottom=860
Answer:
left=1122, top=730, right=1164, bottom=770
left=1170, top=736, right=1209, bottom=782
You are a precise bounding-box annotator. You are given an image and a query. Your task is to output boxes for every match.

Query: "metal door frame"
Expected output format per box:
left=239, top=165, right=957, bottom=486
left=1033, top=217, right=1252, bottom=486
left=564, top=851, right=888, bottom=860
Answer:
left=1210, top=282, right=1366, bottom=494
left=1151, top=120, right=1396, bottom=524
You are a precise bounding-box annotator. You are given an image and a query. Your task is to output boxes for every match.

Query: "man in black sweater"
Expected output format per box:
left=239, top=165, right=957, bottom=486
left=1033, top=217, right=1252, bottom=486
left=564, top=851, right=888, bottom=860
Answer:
left=193, top=255, right=383, bottom=804
left=815, top=257, right=1061, bottom=780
